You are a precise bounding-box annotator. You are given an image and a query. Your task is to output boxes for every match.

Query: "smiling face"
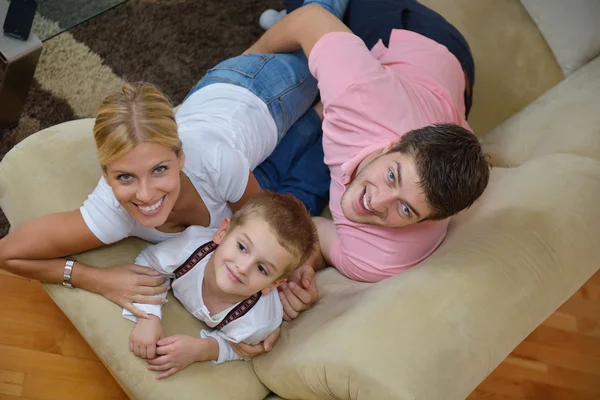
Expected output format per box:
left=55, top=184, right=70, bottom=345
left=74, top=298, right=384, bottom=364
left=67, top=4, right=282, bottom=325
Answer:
left=340, top=150, right=431, bottom=228
left=210, top=216, right=293, bottom=298
left=103, top=142, right=185, bottom=228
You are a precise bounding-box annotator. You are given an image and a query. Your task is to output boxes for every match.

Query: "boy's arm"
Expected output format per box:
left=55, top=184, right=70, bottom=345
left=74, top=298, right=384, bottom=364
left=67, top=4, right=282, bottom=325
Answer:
left=246, top=4, right=351, bottom=58
left=147, top=335, right=220, bottom=379
left=129, top=315, right=164, bottom=360
left=200, top=330, right=246, bottom=364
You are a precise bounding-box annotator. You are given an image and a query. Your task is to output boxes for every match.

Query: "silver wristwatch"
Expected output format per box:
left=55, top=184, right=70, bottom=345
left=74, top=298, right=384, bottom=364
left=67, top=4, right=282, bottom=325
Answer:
left=62, top=256, right=76, bottom=288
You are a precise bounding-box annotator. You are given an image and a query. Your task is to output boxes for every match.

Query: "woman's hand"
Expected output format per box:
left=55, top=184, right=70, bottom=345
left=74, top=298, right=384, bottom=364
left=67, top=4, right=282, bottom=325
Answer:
left=229, top=327, right=280, bottom=359
left=146, top=335, right=203, bottom=379
left=279, top=264, right=319, bottom=321
left=95, top=264, right=169, bottom=318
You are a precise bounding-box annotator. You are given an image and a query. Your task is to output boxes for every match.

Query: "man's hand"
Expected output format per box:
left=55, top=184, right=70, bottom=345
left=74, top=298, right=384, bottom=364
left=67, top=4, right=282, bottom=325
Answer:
left=230, top=327, right=280, bottom=359
left=146, top=335, right=205, bottom=379
left=96, top=264, right=169, bottom=319
left=129, top=315, right=163, bottom=359
left=279, top=264, right=319, bottom=321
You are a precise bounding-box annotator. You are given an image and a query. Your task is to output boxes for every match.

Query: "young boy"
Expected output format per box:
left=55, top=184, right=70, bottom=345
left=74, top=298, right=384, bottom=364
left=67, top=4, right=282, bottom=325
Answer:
left=122, top=192, right=317, bottom=378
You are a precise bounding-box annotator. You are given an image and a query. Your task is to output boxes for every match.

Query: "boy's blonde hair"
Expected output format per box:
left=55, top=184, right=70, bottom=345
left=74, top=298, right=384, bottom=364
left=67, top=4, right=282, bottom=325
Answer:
left=93, top=82, right=182, bottom=169
left=230, top=192, right=317, bottom=276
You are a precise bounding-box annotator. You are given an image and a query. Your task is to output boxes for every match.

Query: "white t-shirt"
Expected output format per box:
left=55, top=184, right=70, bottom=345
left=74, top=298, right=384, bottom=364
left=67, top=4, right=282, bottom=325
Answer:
left=81, top=83, right=278, bottom=244
left=121, top=225, right=283, bottom=364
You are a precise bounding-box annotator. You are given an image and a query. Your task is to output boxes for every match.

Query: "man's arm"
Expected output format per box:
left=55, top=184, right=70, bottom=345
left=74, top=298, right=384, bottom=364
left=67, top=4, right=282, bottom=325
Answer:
left=246, top=4, right=351, bottom=58
left=313, top=216, right=338, bottom=267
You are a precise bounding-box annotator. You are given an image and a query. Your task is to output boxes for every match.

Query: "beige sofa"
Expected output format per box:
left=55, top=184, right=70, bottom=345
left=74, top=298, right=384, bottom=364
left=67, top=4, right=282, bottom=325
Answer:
left=2, top=1, right=600, bottom=399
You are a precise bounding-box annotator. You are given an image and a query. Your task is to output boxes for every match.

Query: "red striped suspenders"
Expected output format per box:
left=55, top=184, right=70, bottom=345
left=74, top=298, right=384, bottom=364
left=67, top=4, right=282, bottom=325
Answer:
left=173, top=241, right=217, bottom=279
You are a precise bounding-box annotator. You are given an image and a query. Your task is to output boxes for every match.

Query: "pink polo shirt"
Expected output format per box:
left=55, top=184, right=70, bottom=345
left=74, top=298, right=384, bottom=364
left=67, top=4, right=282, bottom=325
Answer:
left=309, top=30, right=470, bottom=282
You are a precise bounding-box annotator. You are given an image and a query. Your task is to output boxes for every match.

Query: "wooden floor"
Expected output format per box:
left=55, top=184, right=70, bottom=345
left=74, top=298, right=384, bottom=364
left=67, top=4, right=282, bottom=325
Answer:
left=1, top=269, right=600, bottom=400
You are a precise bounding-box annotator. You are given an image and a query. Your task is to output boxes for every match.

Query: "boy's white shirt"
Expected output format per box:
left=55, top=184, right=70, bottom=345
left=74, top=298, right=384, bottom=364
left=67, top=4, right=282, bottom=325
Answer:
left=122, top=225, right=283, bottom=364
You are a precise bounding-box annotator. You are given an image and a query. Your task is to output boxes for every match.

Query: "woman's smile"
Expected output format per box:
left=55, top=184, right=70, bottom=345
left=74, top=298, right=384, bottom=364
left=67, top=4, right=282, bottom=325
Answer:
left=134, top=196, right=166, bottom=216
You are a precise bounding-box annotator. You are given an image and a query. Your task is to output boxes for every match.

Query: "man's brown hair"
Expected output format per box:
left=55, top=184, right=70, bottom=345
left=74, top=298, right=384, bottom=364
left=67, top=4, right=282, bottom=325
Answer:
left=388, top=123, right=490, bottom=220
left=230, top=191, right=317, bottom=275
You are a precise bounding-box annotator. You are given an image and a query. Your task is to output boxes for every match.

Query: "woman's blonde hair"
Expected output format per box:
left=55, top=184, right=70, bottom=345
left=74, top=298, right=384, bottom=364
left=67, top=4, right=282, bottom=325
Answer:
left=93, top=82, right=182, bottom=169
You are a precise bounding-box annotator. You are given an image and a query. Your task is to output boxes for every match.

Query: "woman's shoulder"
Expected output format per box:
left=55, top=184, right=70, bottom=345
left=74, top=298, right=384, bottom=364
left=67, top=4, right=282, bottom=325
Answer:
left=182, top=136, right=246, bottom=181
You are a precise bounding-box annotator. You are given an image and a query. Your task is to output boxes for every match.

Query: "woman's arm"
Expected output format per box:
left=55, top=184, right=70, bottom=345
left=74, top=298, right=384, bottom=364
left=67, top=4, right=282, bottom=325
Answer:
left=0, top=210, right=104, bottom=284
left=0, top=210, right=169, bottom=317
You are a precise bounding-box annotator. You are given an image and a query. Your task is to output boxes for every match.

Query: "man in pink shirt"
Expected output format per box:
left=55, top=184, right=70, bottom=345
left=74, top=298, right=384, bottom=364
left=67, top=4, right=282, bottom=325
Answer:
left=249, top=0, right=489, bottom=284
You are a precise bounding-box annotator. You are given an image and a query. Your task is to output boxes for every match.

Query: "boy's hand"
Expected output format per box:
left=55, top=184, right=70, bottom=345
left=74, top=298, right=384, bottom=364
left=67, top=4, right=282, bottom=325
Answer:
left=129, top=315, right=163, bottom=359
left=147, top=335, right=202, bottom=379
left=279, top=264, right=319, bottom=321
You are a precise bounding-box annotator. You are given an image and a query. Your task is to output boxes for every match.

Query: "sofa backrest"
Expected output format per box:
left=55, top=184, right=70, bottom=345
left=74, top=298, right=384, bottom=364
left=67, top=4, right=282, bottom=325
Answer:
left=420, top=0, right=563, bottom=135
left=521, top=0, right=600, bottom=77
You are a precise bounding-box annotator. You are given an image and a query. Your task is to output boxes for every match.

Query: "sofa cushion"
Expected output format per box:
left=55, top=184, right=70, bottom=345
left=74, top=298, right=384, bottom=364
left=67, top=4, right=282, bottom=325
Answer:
left=253, top=153, right=600, bottom=399
left=521, top=0, right=600, bottom=76
left=0, top=119, right=270, bottom=400
left=419, top=0, right=563, bottom=135
left=481, top=54, right=600, bottom=168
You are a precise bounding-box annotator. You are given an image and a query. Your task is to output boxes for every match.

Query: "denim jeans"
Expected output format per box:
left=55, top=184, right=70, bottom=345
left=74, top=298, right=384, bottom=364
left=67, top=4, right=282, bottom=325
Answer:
left=183, top=0, right=350, bottom=216
left=184, top=0, right=349, bottom=141
left=185, top=51, right=317, bottom=142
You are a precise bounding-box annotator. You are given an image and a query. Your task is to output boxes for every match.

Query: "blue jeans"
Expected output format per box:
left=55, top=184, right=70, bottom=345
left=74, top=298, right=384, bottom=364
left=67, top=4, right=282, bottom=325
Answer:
left=185, top=51, right=317, bottom=142
left=184, top=0, right=349, bottom=142
left=183, top=0, right=349, bottom=216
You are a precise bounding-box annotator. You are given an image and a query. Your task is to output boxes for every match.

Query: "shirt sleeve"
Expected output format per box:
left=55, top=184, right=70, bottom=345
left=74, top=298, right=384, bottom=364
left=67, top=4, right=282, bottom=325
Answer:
left=329, top=221, right=448, bottom=283
left=122, top=226, right=213, bottom=323
left=121, top=249, right=170, bottom=322
left=80, top=177, right=134, bottom=244
left=200, top=330, right=244, bottom=364
left=201, top=140, right=250, bottom=204
left=121, top=286, right=167, bottom=322
left=309, top=32, right=384, bottom=108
